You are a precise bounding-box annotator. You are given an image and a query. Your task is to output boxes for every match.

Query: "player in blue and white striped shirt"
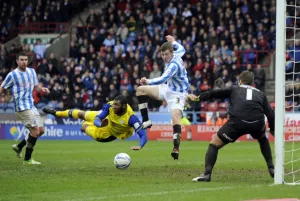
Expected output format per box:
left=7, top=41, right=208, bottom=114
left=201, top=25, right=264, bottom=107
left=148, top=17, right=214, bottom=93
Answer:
left=0, top=52, right=50, bottom=164
left=136, top=35, right=190, bottom=160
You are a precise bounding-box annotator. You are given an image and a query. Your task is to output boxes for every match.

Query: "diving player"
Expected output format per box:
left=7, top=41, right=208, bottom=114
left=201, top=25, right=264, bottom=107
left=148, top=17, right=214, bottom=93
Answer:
left=43, top=95, right=147, bottom=150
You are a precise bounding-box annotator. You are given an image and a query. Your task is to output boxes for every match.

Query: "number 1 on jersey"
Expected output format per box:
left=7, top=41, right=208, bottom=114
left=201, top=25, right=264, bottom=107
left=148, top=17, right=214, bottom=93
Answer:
left=246, top=88, right=253, bottom=100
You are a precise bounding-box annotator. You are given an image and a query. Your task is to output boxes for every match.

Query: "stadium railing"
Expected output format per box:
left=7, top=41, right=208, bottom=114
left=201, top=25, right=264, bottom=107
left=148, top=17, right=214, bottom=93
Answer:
left=7, top=22, right=70, bottom=40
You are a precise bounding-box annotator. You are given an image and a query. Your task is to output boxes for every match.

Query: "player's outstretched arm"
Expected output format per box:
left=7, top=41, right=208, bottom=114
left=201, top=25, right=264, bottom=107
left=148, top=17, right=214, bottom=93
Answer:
left=128, top=115, right=148, bottom=150
left=187, top=94, right=200, bottom=102
left=34, top=84, right=50, bottom=94
left=188, top=88, right=232, bottom=102
left=31, top=69, right=50, bottom=94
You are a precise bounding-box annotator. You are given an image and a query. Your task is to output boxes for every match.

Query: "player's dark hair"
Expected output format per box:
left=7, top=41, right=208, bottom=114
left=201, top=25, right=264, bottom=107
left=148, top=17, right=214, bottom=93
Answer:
left=160, top=42, right=173, bottom=52
left=239, top=71, right=254, bottom=85
left=115, top=95, right=128, bottom=106
left=16, top=52, right=28, bottom=60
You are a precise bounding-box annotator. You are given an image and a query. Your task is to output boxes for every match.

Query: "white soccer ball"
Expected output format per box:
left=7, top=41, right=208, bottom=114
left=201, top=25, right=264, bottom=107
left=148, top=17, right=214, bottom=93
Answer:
left=114, top=153, right=131, bottom=169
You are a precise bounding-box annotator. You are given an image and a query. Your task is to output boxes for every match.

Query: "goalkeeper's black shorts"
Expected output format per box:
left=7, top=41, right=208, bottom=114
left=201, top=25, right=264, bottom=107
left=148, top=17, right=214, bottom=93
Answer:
left=217, top=119, right=266, bottom=144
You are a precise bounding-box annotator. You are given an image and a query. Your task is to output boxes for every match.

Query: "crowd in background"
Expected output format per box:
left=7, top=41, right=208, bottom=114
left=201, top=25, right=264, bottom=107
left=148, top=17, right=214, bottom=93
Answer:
left=0, top=0, right=290, bottom=115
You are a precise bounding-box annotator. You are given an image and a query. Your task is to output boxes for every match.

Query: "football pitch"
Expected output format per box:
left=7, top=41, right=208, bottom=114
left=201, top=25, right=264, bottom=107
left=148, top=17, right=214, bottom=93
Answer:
left=0, top=140, right=299, bottom=201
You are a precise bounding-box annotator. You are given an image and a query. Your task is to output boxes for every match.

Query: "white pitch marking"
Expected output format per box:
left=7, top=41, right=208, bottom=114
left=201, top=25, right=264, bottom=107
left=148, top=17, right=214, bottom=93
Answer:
left=65, top=185, right=263, bottom=201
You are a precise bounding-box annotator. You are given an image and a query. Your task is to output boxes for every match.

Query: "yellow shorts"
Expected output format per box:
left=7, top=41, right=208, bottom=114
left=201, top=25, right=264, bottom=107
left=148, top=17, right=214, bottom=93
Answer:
left=82, top=111, right=134, bottom=141
left=82, top=111, right=112, bottom=141
left=85, top=124, right=111, bottom=141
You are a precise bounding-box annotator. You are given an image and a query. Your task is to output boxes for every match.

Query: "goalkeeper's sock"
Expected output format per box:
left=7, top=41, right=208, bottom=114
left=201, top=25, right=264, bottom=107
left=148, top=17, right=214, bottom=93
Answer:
left=56, top=109, right=81, bottom=118
left=137, top=96, right=149, bottom=122
left=258, top=136, right=274, bottom=168
left=173, top=124, right=181, bottom=150
left=17, top=138, right=27, bottom=150
left=204, top=144, right=219, bottom=175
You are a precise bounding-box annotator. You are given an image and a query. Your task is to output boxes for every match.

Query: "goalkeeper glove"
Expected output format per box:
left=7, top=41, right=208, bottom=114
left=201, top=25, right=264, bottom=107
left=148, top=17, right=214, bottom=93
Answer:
left=94, top=117, right=102, bottom=127
left=194, top=95, right=200, bottom=101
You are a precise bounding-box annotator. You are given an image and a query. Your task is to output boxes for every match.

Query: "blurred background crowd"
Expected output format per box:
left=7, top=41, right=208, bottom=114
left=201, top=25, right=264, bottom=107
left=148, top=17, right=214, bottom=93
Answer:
left=0, top=0, right=291, bottom=115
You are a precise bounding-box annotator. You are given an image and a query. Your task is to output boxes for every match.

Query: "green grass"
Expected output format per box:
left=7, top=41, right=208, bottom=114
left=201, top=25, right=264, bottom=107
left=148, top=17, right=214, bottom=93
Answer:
left=0, top=140, right=299, bottom=201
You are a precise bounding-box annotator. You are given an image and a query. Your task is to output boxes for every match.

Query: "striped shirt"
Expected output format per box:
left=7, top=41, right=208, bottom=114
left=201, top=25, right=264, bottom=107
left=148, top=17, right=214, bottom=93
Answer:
left=147, top=41, right=190, bottom=92
left=1, top=68, right=39, bottom=111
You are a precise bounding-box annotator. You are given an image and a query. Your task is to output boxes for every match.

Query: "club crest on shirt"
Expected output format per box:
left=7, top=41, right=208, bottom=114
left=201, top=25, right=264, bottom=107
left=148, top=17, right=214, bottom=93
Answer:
left=165, top=68, right=171, bottom=74
left=120, top=119, right=124, bottom=124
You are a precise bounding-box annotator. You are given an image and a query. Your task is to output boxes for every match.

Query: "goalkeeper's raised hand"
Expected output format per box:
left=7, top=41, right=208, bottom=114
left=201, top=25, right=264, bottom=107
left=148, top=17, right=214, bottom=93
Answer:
left=188, top=94, right=200, bottom=102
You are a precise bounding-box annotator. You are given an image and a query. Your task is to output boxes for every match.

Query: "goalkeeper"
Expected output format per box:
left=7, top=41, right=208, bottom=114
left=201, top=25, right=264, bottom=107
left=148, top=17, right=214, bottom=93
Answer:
left=42, top=95, right=147, bottom=151
left=188, top=71, right=275, bottom=182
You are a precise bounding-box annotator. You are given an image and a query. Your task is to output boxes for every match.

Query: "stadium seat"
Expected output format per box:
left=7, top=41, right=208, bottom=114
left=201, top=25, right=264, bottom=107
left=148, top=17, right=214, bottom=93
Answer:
left=200, top=102, right=208, bottom=111
left=218, top=102, right=228, bottom=111
left=208, top=102, right=219, bottom=112
left=6, top=102, right=15, bottom=110
left=0, top=103, right=6, bottom=110
left=5, top=108, right=14, bottom=112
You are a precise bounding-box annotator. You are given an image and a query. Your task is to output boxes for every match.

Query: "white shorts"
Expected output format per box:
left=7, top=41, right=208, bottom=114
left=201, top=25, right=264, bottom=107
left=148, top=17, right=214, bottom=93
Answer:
left=16, top=107, right=43, bottom=128
left=158, top=84, right=187, bottom=111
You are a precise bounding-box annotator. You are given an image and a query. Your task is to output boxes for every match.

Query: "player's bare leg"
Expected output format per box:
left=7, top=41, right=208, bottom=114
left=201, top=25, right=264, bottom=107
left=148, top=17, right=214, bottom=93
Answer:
left=136, top=86, right=159, bottom=129
left=171, top=109, right=182, bottom=160
left=192, top=134, right=225, bottom=182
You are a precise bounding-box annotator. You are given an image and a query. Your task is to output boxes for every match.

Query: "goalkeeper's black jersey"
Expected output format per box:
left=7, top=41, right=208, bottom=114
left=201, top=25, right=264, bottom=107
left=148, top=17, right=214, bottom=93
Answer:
left=199, top=85, right=275, bottom=130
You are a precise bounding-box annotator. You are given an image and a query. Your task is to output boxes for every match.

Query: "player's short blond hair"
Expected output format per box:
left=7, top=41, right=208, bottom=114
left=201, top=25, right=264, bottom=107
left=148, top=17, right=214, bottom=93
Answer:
left=160, top=42, right=173, bottom=52
left=239, top=71, right=254, bottom=85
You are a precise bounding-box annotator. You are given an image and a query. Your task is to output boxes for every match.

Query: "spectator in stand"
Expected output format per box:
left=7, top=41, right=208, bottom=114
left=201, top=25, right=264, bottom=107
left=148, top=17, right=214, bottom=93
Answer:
left=207, top=112, right=223, bottom=126
left=191, top=70, right=203, bottom=90
left=0, top=49, right=7, bottom=69
left=33, top=39, right=46, bottom=63
left=108, top=84, right=119, bottom=101
left=149, top=62, right=161, bottom=79
left=103, top=34, right=115, bottom=48
left=82, top=70, right=93, bottom=91
left=254, top=64, right=266, bottom=92
left=200, top=79, right=212, bottom=92
left=221, top=69, right=231, bottom=85
left=159, top=100, right=169, bottom=112
left=117, top=23, right=129, bottom=43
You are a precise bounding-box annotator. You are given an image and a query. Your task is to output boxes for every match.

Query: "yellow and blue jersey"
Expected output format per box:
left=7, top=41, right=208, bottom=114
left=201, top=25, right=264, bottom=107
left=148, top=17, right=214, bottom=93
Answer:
left=96, top=101, right=147, bottom=147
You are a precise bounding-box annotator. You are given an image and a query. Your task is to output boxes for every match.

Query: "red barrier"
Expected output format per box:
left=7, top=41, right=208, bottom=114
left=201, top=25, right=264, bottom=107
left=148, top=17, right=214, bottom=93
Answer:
left=147, top=124, right=300, bottom=142
left=17, top=22, right=69, bottom=34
